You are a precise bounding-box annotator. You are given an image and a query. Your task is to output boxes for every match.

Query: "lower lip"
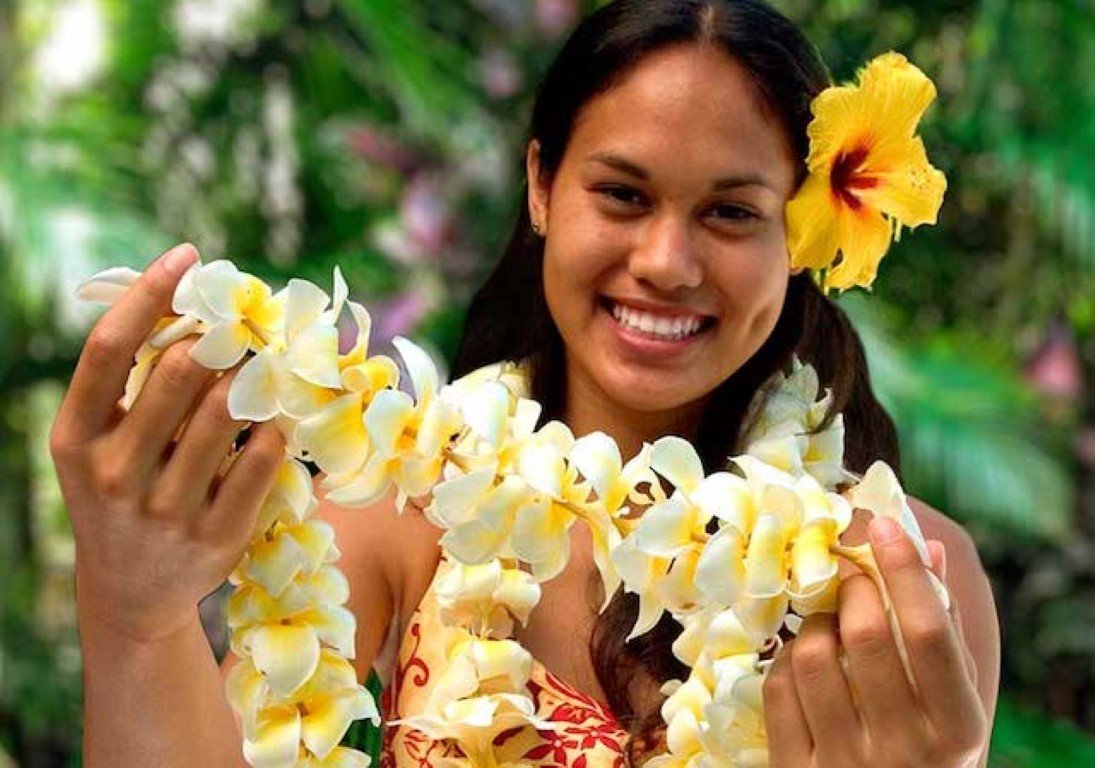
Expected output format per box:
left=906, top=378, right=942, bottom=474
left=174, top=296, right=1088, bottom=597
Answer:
left=600, top=302, right=714, bottom=357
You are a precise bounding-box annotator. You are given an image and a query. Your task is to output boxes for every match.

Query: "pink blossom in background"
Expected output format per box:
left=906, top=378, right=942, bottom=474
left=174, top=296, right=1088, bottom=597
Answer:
left=535, top=0, right=577, bottom=38
left=478, top=48, right=523, bottom=98
left=346, top=123, right=420, bottom=174
left=401, top=173, right=455, bottom=255
left=1024, top=322, right=1083, bottom=402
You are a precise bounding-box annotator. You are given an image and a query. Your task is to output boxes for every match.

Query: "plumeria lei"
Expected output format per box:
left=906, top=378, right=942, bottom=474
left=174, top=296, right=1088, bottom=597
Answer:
left=75, top=51, right=946, bottom=768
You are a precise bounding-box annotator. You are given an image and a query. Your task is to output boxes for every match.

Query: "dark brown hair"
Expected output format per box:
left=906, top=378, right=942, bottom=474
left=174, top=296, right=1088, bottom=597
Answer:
left=449, top=0, right=901, bottom=754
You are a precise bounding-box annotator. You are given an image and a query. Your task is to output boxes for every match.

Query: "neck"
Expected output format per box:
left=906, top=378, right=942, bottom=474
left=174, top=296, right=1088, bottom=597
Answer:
left=561, top=358, right=708, bottom=462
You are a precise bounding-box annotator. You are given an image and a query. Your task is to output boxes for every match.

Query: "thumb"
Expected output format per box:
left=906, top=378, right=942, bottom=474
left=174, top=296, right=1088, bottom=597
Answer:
left=926, top=538, right=947, bottom=581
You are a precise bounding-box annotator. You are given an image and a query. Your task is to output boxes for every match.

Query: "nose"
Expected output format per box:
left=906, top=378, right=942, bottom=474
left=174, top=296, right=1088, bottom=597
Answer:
left=627, top=212, right=704, bottom=291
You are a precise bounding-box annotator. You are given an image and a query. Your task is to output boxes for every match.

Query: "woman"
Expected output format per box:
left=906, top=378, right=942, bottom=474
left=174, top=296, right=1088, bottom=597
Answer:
left=51, top=1, right=998, bottom=766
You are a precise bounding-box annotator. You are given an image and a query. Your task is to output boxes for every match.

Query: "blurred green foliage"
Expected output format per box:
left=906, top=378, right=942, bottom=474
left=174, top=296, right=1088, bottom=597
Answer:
left=0, top=0, right=1091, bottom=765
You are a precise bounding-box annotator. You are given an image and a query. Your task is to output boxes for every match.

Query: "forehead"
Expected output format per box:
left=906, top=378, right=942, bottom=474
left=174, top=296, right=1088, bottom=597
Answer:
left=566, top=44, right=795, bottom=187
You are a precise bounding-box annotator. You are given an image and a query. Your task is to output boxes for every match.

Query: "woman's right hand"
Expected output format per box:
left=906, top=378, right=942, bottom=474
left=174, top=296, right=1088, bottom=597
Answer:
left=50, top=243, right=287, bottom=643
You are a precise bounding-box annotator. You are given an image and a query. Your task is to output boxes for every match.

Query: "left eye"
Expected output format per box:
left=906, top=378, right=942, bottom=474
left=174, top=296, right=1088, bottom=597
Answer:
left=710, top=204, right=758, bottom=222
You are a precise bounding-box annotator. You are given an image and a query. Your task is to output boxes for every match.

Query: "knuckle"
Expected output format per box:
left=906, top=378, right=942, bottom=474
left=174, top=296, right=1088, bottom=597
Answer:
left=49, top=423, right=77, bottom=463
left=85, top=327, right=126, bottom=369
left=156, top=344, right=205, bottom=390
left=762, top=663, right=795, bottom=702
left=97, top=460, right=136, bottom=498
left=906, top=619, right=951, bottom=654
left=841, top=616, right=892, bottom=659
left=790, top=637, right=832, bottom=682
left=145, top=490, right=182, bottom=520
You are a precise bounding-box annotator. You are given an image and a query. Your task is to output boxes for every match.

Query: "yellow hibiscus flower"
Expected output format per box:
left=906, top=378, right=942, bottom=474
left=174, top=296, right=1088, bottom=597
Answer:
left=786, top=52, right=947, bottom=293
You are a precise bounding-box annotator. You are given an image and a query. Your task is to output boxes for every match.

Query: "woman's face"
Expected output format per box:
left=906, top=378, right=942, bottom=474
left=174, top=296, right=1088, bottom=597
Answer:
left=528, top=43, right=799, bottom=423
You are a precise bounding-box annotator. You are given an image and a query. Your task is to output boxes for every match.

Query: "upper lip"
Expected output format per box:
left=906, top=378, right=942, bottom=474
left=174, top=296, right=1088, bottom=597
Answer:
left=602, top=295, right=717, bottom=321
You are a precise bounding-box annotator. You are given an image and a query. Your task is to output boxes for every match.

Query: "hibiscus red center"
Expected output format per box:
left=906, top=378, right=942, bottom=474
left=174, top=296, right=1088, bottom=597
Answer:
left=829, top=143, right=878, bottom=211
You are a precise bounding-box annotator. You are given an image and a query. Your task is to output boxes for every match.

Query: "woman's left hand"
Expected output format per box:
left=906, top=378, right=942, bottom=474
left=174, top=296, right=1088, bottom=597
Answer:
left=762, top=517, right=989, bottom=768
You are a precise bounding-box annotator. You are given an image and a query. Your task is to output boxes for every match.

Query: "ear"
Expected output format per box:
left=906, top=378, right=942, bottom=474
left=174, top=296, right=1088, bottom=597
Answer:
left=526, top=139, right=550, bottom=230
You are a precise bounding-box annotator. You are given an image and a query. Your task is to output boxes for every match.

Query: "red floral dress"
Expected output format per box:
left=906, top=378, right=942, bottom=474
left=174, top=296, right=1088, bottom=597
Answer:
left=379, top=557, right=630, bottom=768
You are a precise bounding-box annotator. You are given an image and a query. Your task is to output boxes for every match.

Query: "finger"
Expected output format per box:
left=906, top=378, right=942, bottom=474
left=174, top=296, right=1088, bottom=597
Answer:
left=112, top=338, right=218, bottom=480
left=868, top=518, right=982, bottom=734
left=838, top=573, right=929, bottom=749
left=763, top=644, right=813, bottom=768
left=927, top=539, right=946, bottom=580
left=200, top=421, right=285, bottom=542
left=789, top=613, right=864, bottom=765
left=153, top=367, right=249, bottom=521
left=60, top=243, right=199, bottom=441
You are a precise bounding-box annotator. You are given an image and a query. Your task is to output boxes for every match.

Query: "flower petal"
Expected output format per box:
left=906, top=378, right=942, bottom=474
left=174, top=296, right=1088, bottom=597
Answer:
left=75, top=266, right=142, bottom=304
left=247, top=623, right=321, bottom=696
left=228, top=349, right=282, bottom=422
left=391, top=336, right=438, bottom=401
left=651, top=436, right=705, bottom=493
left=190, top=321, right=251, bottom=369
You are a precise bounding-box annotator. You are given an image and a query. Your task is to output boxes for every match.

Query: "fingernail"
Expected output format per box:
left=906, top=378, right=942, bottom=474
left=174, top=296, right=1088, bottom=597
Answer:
left=869, top=516, right=902, bottom=546
left=161, top=243, right=198, bottom=276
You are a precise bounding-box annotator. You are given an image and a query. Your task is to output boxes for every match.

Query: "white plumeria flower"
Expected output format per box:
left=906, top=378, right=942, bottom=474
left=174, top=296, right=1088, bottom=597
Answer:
left=250, top=457, right=319, bottom=537
left=508, top=420, right=597, bottom=582
left=172, top=259, right=286, bottom=369
left=323, top=337, right=460, bottom=512
left=393, top=632, right=552, bottom=764
left=227, top=649, right=378, bottom=767
left=741, top=358, right=852, bottom=490
left=227, top=571, right=356, bottom=697
left=434, top=558, right=542, bottom=638
left=227, top=272, right=346, bottom=423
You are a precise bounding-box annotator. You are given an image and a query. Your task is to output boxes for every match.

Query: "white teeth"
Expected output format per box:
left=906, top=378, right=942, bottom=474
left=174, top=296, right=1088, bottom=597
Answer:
left=607, top=301, right=707, bottom=341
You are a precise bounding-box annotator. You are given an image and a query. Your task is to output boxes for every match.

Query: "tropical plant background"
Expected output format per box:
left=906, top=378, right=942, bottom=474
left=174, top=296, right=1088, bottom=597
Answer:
left=0, top=0, right=1091, bottom=765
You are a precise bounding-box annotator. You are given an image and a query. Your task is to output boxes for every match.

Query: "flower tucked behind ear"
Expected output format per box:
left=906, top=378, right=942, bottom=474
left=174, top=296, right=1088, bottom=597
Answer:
left=786, top=52, right=947, bottom=294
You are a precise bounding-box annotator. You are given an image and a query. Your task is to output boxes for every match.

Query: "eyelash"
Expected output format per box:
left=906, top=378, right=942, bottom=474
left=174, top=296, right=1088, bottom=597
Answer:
left=596, top=185, right=759, bottom=222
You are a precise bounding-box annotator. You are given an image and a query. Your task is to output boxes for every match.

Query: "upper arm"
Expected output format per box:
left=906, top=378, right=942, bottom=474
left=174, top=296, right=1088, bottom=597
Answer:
left=909, top=497, right=1000, bottom=767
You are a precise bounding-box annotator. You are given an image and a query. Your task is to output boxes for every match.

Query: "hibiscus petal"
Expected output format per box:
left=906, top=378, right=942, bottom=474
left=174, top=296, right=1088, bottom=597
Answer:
left=825, top=204, right=892, bottom=292
left=786, top=171, right=845, bottom=273
left=860, top=137, right=947, bottom=227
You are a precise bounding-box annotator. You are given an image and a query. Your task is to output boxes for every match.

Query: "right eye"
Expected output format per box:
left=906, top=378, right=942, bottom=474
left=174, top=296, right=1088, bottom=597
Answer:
left=596, top=185, right=647, bottom=208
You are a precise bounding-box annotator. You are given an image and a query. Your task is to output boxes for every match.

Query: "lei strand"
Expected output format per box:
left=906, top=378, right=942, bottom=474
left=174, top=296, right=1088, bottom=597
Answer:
left=75, top=51, right=946, bottom=768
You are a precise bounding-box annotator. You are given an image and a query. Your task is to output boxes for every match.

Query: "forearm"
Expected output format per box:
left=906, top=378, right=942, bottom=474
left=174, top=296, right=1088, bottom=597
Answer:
left=78, top=593, right=247, bottom=768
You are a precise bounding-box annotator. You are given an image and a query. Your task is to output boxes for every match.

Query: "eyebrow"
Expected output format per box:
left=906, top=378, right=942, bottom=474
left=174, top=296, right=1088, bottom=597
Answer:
left=584, top=152, right=776, bottom=191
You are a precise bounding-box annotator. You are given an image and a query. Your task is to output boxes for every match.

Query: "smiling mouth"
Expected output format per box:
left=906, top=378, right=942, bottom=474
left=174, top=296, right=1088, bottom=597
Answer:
left=598, top=296, right=718, bottom=342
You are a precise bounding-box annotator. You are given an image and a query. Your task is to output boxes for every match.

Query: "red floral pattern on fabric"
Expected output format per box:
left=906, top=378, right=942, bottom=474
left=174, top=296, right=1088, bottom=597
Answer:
left=380, top=597, right=630, bottom=768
